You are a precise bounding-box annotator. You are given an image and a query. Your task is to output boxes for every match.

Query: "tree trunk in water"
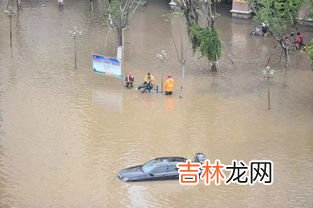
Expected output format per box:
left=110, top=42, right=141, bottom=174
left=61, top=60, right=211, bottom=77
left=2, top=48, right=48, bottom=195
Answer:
left=280, top=40, right=289, bottom=67
left=284, top=47, right=289, bottom=67
left=211, top=62, right=217, bottom=72
left=117, top=27, right=123, bottom=47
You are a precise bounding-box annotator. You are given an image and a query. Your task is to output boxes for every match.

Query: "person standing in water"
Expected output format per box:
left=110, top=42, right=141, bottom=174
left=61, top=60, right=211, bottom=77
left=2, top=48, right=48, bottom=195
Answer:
left=58, top=0, right=64, bottom=10
left=164, top=75, right=174, bottom=95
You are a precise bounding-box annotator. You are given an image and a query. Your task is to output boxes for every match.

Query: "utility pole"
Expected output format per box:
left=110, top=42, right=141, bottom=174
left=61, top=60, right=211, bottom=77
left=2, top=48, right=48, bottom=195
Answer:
left=90, top=0, right=94, bottom=11
left=156, top=50, right=168, bottom=93
left=169, top=1, right=187, bottom=98
left=263, top=65, right=274, bottom=110
left=69, top=27, right=82, bottom=69
left=5, top=7, right=14, bottom=50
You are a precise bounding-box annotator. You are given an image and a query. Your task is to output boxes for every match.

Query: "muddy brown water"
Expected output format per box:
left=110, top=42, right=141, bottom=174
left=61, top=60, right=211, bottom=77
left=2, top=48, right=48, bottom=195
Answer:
left=0, top=0, right=313, bottom=207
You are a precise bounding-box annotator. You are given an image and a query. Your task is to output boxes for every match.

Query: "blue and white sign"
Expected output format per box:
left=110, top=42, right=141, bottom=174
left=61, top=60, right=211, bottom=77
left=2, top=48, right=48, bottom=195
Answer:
left=92, top=54, right=122, bottom=78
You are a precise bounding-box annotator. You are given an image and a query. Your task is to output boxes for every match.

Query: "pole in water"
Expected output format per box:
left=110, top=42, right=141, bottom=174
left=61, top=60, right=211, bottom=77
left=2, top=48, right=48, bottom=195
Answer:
left=121, top=29, right=125, bottom=87
left=16, top=0, right=20, bottom=11
left=156, top=50, right=168, bottom=93
left=69, top=27, right=81, bottom=70
left=74, top=36, right=77, bottom=69
left=267, top=77, right=270, bottom=110
left=263, top=65, right=274, bottom=110
left=90, top=0, right=94, bottom=11
left=179, top=86, right=183, bottom=98
left=9, top=15, right=12, bottom=49
left=179, top=15, right=185, bottom=99
left=120, top=46, right=124, bottom=87
left=179, top=61, right=185, bottom=99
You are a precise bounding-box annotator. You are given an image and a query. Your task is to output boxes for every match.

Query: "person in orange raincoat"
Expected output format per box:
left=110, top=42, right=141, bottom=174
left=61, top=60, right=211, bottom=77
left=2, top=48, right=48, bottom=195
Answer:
left=164, top=75, right=174, bottom=95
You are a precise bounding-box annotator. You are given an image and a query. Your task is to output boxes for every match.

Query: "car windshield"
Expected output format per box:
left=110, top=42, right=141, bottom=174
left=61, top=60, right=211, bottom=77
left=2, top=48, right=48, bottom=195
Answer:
left=142, top=160, right=158, bottom=173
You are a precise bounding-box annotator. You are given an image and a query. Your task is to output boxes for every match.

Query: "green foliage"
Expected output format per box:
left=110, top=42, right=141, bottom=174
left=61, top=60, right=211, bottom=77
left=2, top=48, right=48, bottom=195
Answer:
left=188, top=23, right=202, bottom=53
left=249, top=0, right=306, bottom=38
left=188, top=22, right=221, bottom=62
left=108, top=0, right=120, bottom=17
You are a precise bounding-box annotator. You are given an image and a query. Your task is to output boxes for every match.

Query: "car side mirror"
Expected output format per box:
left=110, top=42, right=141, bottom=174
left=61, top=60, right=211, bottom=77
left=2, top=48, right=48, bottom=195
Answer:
left=149, top=173, right=154, bottom=177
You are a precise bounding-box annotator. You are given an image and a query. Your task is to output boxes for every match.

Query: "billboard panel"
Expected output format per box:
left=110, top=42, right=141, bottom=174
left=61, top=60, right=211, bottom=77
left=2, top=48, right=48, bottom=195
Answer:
left=92, top=54, right=122, bottom=78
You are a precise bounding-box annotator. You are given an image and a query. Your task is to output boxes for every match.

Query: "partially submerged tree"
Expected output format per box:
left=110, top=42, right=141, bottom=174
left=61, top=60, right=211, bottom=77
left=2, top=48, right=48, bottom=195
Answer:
left=173, top=0, right=221, bottom=71
left=97, top=0, right=143, bottom=50
left=249, top=0, right=311, bottom=67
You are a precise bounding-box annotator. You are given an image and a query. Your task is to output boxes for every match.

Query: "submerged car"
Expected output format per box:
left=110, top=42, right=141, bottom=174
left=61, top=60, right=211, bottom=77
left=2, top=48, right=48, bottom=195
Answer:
left=118, top=153, right=206, bottom=182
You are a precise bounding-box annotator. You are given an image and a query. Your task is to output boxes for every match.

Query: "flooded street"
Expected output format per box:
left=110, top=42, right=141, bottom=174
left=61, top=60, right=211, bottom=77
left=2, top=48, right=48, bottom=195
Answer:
left=0, top=0, right=313, bottom=207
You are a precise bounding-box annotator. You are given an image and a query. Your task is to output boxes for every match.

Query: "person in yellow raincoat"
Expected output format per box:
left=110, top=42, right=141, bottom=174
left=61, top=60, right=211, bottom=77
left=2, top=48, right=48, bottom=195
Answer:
left=138, top=72, right=155, bottom=92
left=164, top=75, right=174, bottom=95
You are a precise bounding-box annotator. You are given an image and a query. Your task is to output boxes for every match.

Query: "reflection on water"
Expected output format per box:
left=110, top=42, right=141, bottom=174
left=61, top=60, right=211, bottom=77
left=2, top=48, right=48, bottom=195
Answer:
left=0, top=0, right=313, bottom=207
left=165, top=97, right=174, bottom=110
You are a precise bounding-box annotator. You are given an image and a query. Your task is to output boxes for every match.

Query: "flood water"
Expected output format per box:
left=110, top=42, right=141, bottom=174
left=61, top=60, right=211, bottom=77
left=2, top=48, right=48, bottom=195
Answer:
left=0, top=0, right=313, bottom=207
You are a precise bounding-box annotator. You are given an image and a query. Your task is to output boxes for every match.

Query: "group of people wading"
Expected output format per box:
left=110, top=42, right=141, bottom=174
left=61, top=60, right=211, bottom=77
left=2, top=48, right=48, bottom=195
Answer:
left=284, top=31, right=306, bottom=50
left=125, top=72, right=175, bottom=96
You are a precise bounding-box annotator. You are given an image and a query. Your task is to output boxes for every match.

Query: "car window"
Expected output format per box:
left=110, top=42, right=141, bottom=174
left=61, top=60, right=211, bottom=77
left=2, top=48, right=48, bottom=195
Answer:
left=142, top=162, right=157, bottom=173
left=167, top=164, right=178, bottom=172
left=151, top=164, right=167, bottom=174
